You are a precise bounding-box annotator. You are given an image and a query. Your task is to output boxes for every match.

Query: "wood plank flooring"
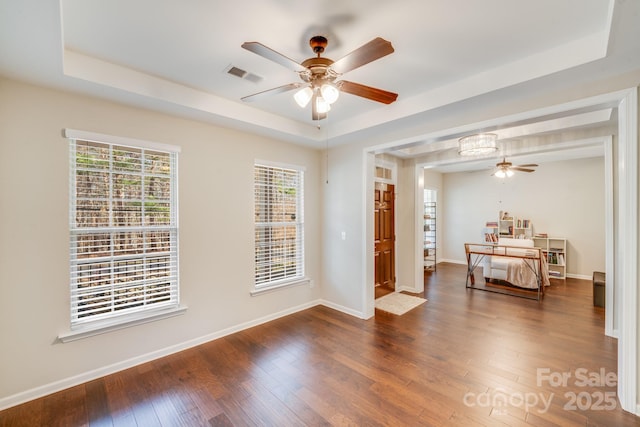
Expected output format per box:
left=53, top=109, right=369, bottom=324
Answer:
left=2, top=262, right=639, bottom=426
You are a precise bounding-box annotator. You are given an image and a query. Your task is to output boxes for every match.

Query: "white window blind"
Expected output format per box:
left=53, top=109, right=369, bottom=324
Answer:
left=69, top=137, right=179, bottom=327
left=254, top=163, right=304, bottom=288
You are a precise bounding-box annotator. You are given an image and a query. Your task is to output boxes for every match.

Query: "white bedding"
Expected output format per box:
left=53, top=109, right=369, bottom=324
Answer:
left=483, top=238, right=550, bottom=289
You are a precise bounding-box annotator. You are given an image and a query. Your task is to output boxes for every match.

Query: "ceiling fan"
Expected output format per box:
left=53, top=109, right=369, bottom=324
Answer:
left=492, top=157, right=538, bottom=178
left=241, top=35, right=398, bottom=120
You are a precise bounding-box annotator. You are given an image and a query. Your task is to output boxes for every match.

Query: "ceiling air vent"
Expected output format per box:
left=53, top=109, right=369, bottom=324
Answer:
left=225, top=65, right=263, bottom=83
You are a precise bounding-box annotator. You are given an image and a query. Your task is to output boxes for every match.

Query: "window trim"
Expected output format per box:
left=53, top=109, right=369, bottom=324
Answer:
left=61, top=129, right=183, bottom=340
left=63, top=129, right=182, bottom=153
left=253, top=160, right=306, bottom=294
left=57, top=305, right=187, bottom=343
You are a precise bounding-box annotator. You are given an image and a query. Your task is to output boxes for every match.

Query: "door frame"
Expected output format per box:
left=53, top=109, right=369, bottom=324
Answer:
left=363, top=87, right=637, bottom=414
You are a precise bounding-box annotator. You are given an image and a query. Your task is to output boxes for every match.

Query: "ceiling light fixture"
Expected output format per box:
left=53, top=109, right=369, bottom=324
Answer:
left=458, top=133, right=499, bottom=156
left=295, top=82, right=339, bottom=111
left=494, top=168, right=514, bottom=178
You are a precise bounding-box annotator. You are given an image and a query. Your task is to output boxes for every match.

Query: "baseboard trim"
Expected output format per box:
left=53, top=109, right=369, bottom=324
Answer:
left=319, top=299, right=367, bottom=319
left=566, top=273, right=592, bottom=280
left=438, top=258, right=467, bottom=265
left=397, top=285, right=421, bottom=293
left=0, top=299, right=327, bottom=411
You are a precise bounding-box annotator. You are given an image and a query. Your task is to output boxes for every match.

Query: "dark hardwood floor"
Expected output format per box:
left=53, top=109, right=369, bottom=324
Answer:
left=2, top=262, right=638, bottom=426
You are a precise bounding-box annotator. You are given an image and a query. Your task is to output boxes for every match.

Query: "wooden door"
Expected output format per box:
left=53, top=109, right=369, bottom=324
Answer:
left=374, top=182, right=395, bottom=291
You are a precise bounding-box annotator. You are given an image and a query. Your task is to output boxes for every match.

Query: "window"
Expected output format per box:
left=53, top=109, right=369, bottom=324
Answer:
left=375, top=165, right=392, bottom=181
left=68, top=131, right=179, bottom=329
left=374, top=158, right=396, bottom=184
left=254, top=162, right=305, bottom=291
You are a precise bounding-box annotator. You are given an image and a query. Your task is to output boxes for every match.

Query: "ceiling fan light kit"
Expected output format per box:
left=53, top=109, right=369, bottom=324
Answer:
left=294, top=87, right=313, bottom=107
left=492, top=157, right=539, bottom=178
left=458, top=133, right=499, bottom=156
left=241, top=35, right=398, bottom=120
left=315, top=94, right=331, bottom=114
left=320, top=83, right=340, bottom=104
left=494, top=168, right=514, bottom=178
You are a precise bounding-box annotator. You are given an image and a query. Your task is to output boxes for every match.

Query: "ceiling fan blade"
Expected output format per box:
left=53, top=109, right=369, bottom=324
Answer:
left=516, top=164, right=539, bottom=168
left=241, top=42, right=307, bottom=73
left=511, top=167, right=535, bottom=172
left=339, top=80, right=398, bottom=104
left=330, top=37, right=394, bottom=74
left=241, top=83, right=304, bottom=102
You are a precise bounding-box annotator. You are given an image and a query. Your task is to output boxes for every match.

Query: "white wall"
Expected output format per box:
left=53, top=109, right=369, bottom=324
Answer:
left=321, top=141, right=369, bottom=316
left=0, top=78, right=322, bottom=404
left=440, top=157, right=605, bottom=277
left=395, top=158, right=415, bottom=291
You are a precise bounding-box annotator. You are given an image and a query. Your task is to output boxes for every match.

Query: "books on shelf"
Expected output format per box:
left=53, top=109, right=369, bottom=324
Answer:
left=558, top=254, right=565, bottom=265
left=546, top=252, right=565, bottom=265
left=516, top=219, right=531, bottom=228
left=484, top=233, right=498, bottom=243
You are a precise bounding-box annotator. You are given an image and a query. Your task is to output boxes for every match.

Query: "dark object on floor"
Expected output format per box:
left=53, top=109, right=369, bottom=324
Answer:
left=593, top=271, right=605, bottom=308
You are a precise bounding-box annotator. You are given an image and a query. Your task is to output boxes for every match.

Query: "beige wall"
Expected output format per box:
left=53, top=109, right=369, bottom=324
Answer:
left=394, top=157, right=415, bottom=291
left=0, top=78, right=322, bottom=404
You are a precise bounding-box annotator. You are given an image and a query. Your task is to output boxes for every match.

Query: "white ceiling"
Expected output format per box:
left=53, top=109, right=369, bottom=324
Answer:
left=1, top=0, right=639, bottom=166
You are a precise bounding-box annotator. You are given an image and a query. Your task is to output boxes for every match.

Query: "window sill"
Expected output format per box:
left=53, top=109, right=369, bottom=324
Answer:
left=251, top=277, right=311, bottom=296
left=57, top=305, right=188, bottom=343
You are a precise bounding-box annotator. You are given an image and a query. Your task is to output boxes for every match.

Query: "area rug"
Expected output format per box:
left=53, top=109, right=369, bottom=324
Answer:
left=375, top=293, right=427, bottom=315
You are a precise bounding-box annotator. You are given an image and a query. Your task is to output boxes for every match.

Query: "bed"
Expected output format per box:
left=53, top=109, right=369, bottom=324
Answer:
left=464, top=238, right=550, bottom=300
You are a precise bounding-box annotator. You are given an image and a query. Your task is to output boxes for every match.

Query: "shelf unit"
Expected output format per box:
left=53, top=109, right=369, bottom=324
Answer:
left=484, top=214, right=532, bottom=243
left=498, top=216, right=532, bottom=238
left=423, top=202, right=436, bottom=271
left=532, top=236, right=567, bottom=279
